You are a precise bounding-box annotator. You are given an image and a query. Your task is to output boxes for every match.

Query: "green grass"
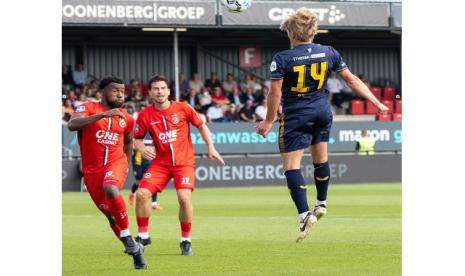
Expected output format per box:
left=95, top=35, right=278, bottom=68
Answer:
left=63, top=183, right=401, bottom=275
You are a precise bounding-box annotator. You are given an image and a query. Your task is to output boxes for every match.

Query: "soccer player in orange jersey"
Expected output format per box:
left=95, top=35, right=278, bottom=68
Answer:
left=134, top=75, right=224, bottom=256
left=67, top=76, right=147, bottom=269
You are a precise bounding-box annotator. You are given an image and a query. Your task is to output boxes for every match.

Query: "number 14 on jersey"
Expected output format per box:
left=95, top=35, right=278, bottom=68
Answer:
left=291, top=62, right=328, bottom=93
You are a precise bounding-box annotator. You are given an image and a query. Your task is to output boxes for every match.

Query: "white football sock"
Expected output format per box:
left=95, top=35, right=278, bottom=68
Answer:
left=181, top=237, right=191, bottom=242
left=120, top=229, right=130, bottom=238
left=299, top=211, right=309, bottom=221
left=315, top=200, right=327, bottom=206
left=138, top=232, right=149, bottom=239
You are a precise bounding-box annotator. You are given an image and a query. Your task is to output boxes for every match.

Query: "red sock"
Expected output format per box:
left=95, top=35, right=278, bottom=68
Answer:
left=180, top=222, right=192, bottom=238
left=137, top=217, right=150, bottom=233
left=108, top=195, right=129, bottom=231
left=110, top=224, right=121, bottom=238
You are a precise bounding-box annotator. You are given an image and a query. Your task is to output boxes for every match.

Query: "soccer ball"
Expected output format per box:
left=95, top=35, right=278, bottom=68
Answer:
left=222, top=0, right=252, bottom=13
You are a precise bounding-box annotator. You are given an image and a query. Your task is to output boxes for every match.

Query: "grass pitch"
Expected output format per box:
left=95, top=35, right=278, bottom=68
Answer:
left=62, top=183, right=401, bottom=275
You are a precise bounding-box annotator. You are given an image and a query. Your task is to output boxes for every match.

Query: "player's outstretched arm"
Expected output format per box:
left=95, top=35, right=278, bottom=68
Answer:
left=134, top=138, right=155, bottom=160
left=256, top=79, right=282, bottom=138
left=67, top=109, right=126, bottom=131
left=197, top=124, right=225, bottom=165
left=338, top=69, right=389, bottom=113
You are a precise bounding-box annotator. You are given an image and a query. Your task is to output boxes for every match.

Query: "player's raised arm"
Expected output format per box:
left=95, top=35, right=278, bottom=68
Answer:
left=256, top=79, right=283, bottom=138
left=197, top=124, right=225, bottom=165
left=338, top=69, right=389, bottom=113
left=68, top=108, right=125, bottom=131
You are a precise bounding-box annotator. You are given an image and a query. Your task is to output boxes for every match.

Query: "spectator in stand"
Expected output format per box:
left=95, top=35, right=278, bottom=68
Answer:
left=73, top=93, right=88, bottom=109
left=222, top=73, right=238, bottom=94
left=171, top=73, right=189, bottom=97
left=327, top=71, right=344, bottom=108
left=255, top=99, right=268, bottom=122
left=182, top=88, right=200, bottom=109
left=94, top=90, right=103, bottom=102
left=207, top=101, right=226, bottom=122
left=62, top=64, right=75, bottom=91
left=133, top=89, right=148, bottom=111
left=84, top=79, right=99, bottom=98
left=197, top=87, right=212, bottom=112
left=62, top=98, right=74, bottom=122
left=227, top=86, right=244, bottom=106
left=211, top=86, right=230, bottom=106
left=72, top=63, right=88, bottom=88
left=242, top=87, right=257, bottom=105
left=127, top=79, right=141, bottom=101
left=205, top=72, right=222, bottom=92
left=239, top=74, right=255, bottom=92
left=239, top=100, right=257, bottom=122
left=67, top=90, right=78, bottom=103
left=189, top=72, right=204, bottom=94
left=251, top=75, right=262, bottom=92
left=256, top=86, right=269, bottom=104
left=224, top=104, right=240, bottom=123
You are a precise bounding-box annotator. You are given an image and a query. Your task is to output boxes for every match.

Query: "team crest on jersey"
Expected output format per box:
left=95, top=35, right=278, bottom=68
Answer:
left=119, top=118, right=126, bottom=128
left=105, top=171, right=113, bottom=177
left=270, top=61, right=277, bottom=72
left=76, top=105, right=86, bottom=112
left=307, top=48, right=312, bottom=53
left=143, top=172, right=152, bottom=178
left=171, top=114, right=179, bottom=124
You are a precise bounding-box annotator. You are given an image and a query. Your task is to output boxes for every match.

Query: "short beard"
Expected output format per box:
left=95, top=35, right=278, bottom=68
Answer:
left=108, top=100, right=123, bottom=108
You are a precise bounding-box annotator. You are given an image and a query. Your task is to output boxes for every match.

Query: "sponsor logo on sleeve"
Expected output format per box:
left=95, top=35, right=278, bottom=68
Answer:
left=270, top=61, right=277, bottom=72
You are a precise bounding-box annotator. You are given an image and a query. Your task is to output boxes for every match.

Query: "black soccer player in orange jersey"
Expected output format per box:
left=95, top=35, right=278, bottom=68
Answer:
left=133, top=75, right=224, bottom=256
left=68, top=76, right=147, bottom=269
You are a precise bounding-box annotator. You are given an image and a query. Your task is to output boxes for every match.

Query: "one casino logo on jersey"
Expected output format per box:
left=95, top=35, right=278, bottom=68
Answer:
left=119, top=118, right=126, bottom=128
left=158, top=130, right=178, bottom=144
left=171, top=114, right=179, bottom=124
left=96, top=130, right=119, bottom=145
left=143, top=173, right=152, bottom=179
left=76, top=105, right=86, bottom=112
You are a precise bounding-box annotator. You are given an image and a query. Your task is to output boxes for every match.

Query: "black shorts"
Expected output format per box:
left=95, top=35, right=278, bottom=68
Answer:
left=278, top=106, right=333, bottom=153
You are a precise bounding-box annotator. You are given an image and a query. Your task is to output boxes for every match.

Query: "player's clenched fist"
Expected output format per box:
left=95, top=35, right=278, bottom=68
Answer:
left=256, top=120, right=273, bottom=138
left=102, top=108, right=126, bottom=119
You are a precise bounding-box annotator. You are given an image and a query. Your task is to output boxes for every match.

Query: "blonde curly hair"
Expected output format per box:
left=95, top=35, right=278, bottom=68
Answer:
left=280, top=7, right=318, bottom=42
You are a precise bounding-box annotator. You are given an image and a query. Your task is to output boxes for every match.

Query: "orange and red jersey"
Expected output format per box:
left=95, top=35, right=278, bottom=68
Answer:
left=73, top=102, right=134, bottom=174
left=134, top=101, right=203, bottom=167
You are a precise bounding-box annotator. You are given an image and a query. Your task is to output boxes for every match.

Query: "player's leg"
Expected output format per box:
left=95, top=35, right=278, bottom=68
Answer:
left=310, top=142, right=330, bottom=220
left=309, top=106, right=333, bottom=221
left=135, top=164, right=170, bottom=246
left=281, top=150, right=317, bottom=242
left=84, top=174, right=121, bottom=238
left=173, top=166, right=195, bottom=256
left=279, top=113, right=317, bottom=242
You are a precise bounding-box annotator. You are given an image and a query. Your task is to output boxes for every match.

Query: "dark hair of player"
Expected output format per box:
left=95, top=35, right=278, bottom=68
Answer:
left=148, top=75, right=169, bottom=90
left=98, top=76, right=124, bottom=90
